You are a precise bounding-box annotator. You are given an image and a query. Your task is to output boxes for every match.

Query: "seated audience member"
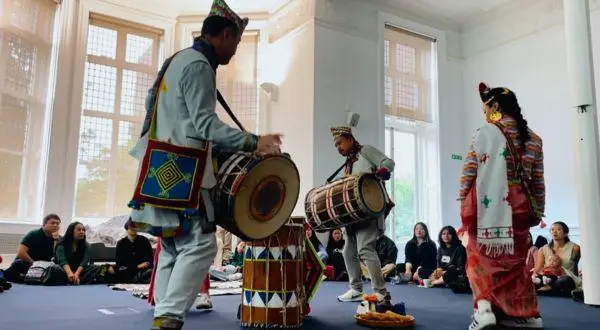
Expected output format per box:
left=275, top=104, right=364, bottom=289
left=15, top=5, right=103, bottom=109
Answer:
left=325, top=229, right=347, bottom=281
left=0, top=257, right=11, bottom=292
left=3, top=214, right=61, bottom=282
left=534, top=235, right=548, bottom=249
left=55, top=222, right=115, bottom=285
left=361, top=233, right=398, bottom=281
left=396, top=222, right=437, bottom=283
left=229, top=240, right=245, bottom=270
left=429, top=226, right=467, bottom=288
left=216, top=226, right=233, bottom=264
left=209, top=240, right=244, bottom=282
left=533, top=221, right=581, bottom=296
left=525, top=232, right=538, bottom=273
left=115, top=219, right=154, bottom=283
left=306, top=227, right=327, bottom=261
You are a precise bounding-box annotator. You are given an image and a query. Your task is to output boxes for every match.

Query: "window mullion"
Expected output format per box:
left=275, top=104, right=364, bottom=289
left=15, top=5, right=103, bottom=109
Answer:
left=107, top=29, right=126, bottom=216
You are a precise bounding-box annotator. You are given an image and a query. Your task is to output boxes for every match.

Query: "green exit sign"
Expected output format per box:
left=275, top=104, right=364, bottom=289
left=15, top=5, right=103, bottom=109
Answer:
left=451, top=154, right=463, bottom=160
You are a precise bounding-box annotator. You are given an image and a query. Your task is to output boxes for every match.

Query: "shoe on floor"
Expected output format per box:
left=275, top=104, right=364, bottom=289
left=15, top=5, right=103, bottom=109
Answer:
left=0, top=277, right=11, bottom=290
left=337, top=288, right=364, bottom=302
left=195, top=293, right=213, bottom=309
left=499, top=316, right=543, bottom=328
left=469, top=300, right=497, bottom=330
left=151, top=317, right=183, bottom=330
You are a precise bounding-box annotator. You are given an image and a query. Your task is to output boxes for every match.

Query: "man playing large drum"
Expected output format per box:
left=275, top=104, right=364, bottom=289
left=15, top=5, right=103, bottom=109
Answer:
left=330, top=126, right=395, bottom=302
left=127, top=1, right=282, bottom=329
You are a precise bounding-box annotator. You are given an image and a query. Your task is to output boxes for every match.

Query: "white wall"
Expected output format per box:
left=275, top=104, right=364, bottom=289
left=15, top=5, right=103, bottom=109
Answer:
left=262, top=21, right=316, bottom=216
left=461, top=2, right=600, bottom=236
left=312, top=0, right=465, bottom=231
left=313, top=26, right=379, bottom=186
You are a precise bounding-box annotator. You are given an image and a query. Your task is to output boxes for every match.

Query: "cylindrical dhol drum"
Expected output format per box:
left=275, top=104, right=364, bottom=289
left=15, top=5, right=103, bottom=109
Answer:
left=212, top=151, right=300, bottom=241
left=240, top=217, right=307, bottom=328
left=305, top=173, right=386, bottom=232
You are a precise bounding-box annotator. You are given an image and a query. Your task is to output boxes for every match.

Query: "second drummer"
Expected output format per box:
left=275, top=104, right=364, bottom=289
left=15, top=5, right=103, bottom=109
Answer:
left=330, top=126, right=395, bottom=302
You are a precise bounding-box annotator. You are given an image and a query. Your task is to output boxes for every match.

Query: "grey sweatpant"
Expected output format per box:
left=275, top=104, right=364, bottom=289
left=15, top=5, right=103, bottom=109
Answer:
left=342, top=218, right=386, bottom=294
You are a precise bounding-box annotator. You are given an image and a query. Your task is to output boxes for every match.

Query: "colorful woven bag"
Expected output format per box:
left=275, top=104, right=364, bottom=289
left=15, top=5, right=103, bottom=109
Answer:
left=128, top=62, right=208, bottom=219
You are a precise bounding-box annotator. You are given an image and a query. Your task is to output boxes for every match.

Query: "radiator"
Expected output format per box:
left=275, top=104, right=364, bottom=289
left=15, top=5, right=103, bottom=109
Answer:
left=0, top=233, right=23, bottom=254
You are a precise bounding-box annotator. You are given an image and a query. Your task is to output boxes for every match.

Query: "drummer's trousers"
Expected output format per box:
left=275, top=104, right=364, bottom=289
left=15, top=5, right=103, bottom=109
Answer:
left=153, top=218, right=217, bottom=320
left=343, top=219, right=386, bottom=294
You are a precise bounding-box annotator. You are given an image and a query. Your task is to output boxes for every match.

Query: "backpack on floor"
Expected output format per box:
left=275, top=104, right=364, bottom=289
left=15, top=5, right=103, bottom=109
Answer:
left=24, top=261, right=67, bottom=286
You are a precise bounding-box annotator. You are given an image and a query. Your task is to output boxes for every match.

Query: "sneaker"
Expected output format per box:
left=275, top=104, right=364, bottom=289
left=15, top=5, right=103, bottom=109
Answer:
left=337, top=288, right=364, bottom=302
left=499, top=316, right=543, bottom=328
left=151, top=317, right=183, bottom=330
left=195, top=293, right=213, bottom=310
left=469, top=300, right=497, bottom=330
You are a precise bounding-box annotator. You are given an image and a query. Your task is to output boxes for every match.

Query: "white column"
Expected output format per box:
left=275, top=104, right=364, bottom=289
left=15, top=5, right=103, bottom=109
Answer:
left=563, top=0, right=600, bottom=305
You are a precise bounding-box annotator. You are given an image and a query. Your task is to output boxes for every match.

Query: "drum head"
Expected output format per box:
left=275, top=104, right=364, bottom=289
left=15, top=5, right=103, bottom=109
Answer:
left=233, top=155, right=300, bottom=239
left=360, top=175, right=385, bottom=214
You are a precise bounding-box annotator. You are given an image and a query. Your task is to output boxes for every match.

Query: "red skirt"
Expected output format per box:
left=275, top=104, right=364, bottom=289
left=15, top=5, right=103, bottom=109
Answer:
left=460, top=187, right=540, bottom=318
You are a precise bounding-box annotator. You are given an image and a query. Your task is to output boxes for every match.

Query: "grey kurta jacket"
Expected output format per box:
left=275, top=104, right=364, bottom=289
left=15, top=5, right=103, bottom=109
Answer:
left=129, top=48, right=257, bottom=231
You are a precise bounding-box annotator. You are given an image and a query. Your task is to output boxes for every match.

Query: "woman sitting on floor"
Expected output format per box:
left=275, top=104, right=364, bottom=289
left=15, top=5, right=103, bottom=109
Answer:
left=429, top=226, right=467, bottom=289
left=525, top=232, right=538, bottom=274
left=396, top=222, right=437, bottom=283
left=306, top=227, right=327, bottom=262
left=533, top=221, right=581, bottom=296
left=55, top=222, right=115, bottom=285
left=325, top=229, right=347, bottom=281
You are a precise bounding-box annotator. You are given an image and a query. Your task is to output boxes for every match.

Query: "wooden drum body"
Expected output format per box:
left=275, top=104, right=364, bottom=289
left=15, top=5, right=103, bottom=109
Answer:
left=305, top=173, right=386, bottom=232
left=212, top=151, right=300, bottom=241
left=240, top=218, right=307, bottom=328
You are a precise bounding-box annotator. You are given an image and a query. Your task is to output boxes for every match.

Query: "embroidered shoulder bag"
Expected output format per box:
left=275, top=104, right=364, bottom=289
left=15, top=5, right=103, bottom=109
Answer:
left=128, top=57, right=208, bottom=217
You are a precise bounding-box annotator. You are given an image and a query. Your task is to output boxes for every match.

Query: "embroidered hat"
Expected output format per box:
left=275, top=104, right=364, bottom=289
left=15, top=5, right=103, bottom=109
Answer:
left=208, top=0, right=249, bottom=35
left=331, top=126, right=353, bottom=139
left=478, top=82, right=515, bottom=105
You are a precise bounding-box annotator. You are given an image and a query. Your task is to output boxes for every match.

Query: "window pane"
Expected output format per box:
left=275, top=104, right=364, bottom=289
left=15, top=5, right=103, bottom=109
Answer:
left=214, top=33, right=258, bottom=133
left=114, top=121, right=142, bottom=215
left=384, top=40, right=389, bottom=68
left=384, top=76, right=392, bottom=107
left=5, top=33, right=38, bottom=97
left=389, top=130, right=416, bottom=251
left=126, top=34, right=153, bottom=66
left=0, top=0, right=58, bottom=222
left=87, top=25, right=117, bottom=59
left=395, top=43, right=415, bottom=74
left=75, top=15, right=161, bottom=225
left=120, top=70, right=153, bottom=116
left=82, top=62, right=117, bottom=113
left=0, top=94, right=30, bottom=152
left=384, top=24, right=434, bottom=122
left=75, top=116, right=112, bottom=217
left=396, top=77, right=419, bottom=111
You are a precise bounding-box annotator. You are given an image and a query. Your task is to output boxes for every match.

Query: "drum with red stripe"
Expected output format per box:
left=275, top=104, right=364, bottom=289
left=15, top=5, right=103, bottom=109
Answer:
left=239, top=217, right=307, bottom=328
left=304, top=173, right=386, bottom=232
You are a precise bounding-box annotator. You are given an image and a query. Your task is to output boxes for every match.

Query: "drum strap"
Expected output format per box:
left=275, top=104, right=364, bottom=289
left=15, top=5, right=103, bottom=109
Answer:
left=326, top=161, right=348, bottom=183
